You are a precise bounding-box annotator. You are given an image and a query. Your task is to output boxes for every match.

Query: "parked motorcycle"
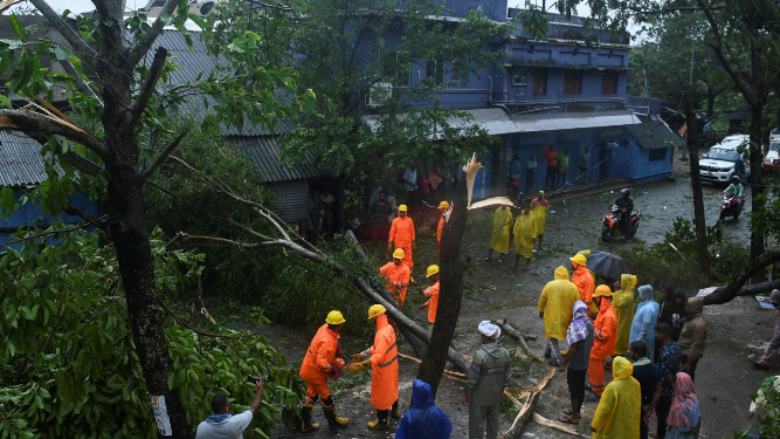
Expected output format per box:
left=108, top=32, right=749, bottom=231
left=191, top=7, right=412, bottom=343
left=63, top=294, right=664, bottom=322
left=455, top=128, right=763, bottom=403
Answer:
left=602, top=204, right=641, bottom=242
left=719, top=190, right=744, bottom=221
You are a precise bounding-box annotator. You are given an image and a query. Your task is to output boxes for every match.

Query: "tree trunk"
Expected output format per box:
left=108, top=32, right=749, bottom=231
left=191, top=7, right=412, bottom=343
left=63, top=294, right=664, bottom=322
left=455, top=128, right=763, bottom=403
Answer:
left=416, top=169, right=469, bottom=396
left=748, top=102, right=767, bottom=283
left=702, top=250, right=780, bottom=305
left=684, top=89, right=710, bottom=285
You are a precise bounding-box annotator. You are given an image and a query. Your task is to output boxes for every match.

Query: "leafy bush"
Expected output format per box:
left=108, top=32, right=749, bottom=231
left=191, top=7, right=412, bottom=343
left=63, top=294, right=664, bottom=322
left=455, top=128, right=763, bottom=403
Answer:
left=0, top=227, right=302, bottom=438
left=619, top=217, right=750, bottom=291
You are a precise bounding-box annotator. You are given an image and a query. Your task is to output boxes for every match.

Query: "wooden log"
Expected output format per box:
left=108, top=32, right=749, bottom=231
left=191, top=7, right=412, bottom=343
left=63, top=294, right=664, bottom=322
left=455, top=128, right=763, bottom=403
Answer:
left=496, top=319, right=544, bottom=363
left=496, top=319, right=538, bottom=341
left=499, top=368, right=556, bottom=439
left=532, top=413, right=589, bottom=437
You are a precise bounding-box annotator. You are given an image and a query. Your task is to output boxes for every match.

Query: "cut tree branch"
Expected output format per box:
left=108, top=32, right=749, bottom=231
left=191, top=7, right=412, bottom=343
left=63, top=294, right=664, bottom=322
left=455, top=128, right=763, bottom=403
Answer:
left=59, top=59, right=104, bottom=113
left=703, top=250, right=780, bottom=305
left=141, top=128, right=189, bottom=180
left=65, top=204, right=106, bottom=230
left=129, top=0, right=179, bottom=64
left=133, top=47, right=168, bottom=121
left=28, top=0, right=97, bottom=68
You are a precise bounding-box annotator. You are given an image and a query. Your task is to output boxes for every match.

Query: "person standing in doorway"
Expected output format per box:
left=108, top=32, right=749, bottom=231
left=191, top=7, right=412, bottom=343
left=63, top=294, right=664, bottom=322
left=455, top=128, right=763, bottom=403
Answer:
left=526, top=154, right=538, bottom=193
left=544, top=144, right=559, bottom=190
left=578, top=147, right=591, bottom=184
left=558, top=149, right=570, bottom=188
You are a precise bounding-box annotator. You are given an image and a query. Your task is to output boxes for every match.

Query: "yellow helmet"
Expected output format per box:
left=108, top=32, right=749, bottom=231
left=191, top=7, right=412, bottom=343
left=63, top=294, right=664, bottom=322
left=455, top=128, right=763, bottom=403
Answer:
left=398, top=204, right=408, bottom=212
left=570, top=253, right=587, bottom=267
left=594, top=285, right=614, bottom=298
left=426, top=264, right=440, bottom=278
left=438, top=201, right=450, bottom=210
left=325, top=310, right=346, bottom=325
left=368, top=304, right=387, bottom=319
left=392, top=248, right=405, bottom=259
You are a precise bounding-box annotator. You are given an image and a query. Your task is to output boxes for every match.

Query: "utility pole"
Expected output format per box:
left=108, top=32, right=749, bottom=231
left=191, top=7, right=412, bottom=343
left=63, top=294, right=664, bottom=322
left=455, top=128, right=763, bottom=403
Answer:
left=684, top=87, right=710, bottom=285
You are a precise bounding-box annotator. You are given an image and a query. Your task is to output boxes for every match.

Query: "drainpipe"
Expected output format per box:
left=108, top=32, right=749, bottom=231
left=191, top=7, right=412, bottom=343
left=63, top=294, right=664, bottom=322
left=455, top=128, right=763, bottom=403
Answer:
left=489, top=76, right=493, bottom=103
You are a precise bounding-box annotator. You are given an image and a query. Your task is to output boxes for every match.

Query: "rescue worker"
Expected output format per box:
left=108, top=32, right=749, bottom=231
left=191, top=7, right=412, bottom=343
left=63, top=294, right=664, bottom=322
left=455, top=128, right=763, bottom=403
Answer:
left=590, top=356, right=641, bottom=439
left=463, top=321, right=511, bottom=439
left=530, top=191, right=550, bottom=251
left=436, top=201, right=449, bottom=253
left=298, top=311, right=350, bottom=432
left=486, top=205, right=513, bottom=262
left=586, top=285, right=617, bottom=402
left=379, top=249, right=411, bottom=305
left=538, top=266, right=580, bottom=366
left=388, top=204, right=416, bottom=269
left=570, top=253, right=595, bottom=314
left=346, top=305, right=400, bottom=430
left=513, top=204, right=536, bottom=269
left=420, top=265, right=440, bottom=324
left=613, top=274, right=638, bottom=356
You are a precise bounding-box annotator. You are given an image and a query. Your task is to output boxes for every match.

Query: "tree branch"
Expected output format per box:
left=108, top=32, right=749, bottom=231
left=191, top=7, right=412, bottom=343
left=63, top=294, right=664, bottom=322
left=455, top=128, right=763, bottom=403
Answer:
left=65, top=204, right=106, bottom=230
left=141, top=128, right=189, bottom=180
left=25, top=131, right=104, bottom=175
left=133, top=47, right=168, bottom=121
left=59, top=59, right=104, bottom=114
left=0, top=109, right=109, bottom=161
left=28, top=0, right=97, bottom=60
left=128, top=0, right=179, bottom=64
left=703, top=250, right=780, bottom=305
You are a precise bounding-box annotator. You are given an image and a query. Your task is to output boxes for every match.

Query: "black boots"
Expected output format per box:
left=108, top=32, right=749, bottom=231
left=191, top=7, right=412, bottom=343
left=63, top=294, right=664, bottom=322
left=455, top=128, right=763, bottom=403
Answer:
left=367, top=410, right=391, bottom=430
left=300, top=403, right=320, bottom=433
left=323, top=405, right=350, bottom=432
left=391, top=400, right=401, bottom=420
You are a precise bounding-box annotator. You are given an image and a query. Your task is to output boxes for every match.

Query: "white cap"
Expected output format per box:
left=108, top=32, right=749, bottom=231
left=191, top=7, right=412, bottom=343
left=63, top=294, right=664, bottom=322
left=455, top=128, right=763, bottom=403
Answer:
left=478, top=321, right=501, bottom=339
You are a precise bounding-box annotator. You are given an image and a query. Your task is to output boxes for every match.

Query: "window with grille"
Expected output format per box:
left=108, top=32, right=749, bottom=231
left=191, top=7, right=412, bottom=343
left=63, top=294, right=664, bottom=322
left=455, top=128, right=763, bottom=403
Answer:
left=564, top=70, right=583, bottom=95
left=602, top=71, right=618, bottom=94
left=533, top=69, right=547, bottom=95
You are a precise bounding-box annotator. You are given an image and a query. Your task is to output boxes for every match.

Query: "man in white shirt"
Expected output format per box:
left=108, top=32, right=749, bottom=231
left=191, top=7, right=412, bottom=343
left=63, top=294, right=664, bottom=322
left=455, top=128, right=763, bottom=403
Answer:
left=196, top=377, right=264, bottom=439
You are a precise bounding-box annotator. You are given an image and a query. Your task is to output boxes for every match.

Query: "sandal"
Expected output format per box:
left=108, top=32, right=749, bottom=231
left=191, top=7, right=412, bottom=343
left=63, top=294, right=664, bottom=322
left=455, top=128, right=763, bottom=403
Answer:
left=558, top=416, right=579, bottom=425
left=563, top=409, right=573, bottom=415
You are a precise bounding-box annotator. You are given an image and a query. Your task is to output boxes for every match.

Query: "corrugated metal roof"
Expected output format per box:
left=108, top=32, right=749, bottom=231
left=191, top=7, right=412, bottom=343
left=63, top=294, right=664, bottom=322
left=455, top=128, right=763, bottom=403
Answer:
left=0, top=132, right=62, bottom=187
left=227, top=137, right=320, bottom=184
left=625, top=115, right=684, bottom=150
left=363, top=108, right=641, bottom=136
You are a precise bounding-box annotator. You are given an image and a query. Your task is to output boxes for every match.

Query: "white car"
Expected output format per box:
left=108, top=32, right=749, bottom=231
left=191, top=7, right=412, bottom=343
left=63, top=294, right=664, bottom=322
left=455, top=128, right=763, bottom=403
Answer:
left=699, top=134, right=751, bottom=184
left=763, top=135, right=779, bottom=172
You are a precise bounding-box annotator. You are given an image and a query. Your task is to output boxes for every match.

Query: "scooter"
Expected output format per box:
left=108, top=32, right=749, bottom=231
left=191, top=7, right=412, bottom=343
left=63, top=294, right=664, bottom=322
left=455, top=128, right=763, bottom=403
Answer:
left=602, top=204, right=641, bottom=242
left=719, top=191, right=744, bottom=221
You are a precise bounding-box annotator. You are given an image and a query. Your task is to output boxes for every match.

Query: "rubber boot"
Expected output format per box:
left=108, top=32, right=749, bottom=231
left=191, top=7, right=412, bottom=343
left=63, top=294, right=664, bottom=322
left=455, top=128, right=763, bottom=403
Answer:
left=391, top=401, right=401, bottom=420
left=323, top=406, right=349, bottom=432
left=300, top=404, right=320, bottom=433
left=367, top=410, right=390, bottom=430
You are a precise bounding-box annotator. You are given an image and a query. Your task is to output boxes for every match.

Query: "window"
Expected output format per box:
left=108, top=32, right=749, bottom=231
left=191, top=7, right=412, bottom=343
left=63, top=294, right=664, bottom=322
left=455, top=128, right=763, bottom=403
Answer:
left=532, top=69, right=547, bottom=95
left=602, top=71, right=618, bottom=94
left=512, top=67, right=528, bottom=86
left=382, top=51, right=410, bottom=87
left=564, top=70, right=583, bottom=94
left=649, top=148, right=667, bottom=161
left=451, top=58, right=470, bottom=84
left=426, top=60, right=444, bottom=86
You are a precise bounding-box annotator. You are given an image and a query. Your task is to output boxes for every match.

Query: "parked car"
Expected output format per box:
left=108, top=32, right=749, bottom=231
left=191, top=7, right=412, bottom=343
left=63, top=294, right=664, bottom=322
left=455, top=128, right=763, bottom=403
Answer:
left=762, top=134, right=779, bottom=172
left=699, top=134, right=751, bottom=185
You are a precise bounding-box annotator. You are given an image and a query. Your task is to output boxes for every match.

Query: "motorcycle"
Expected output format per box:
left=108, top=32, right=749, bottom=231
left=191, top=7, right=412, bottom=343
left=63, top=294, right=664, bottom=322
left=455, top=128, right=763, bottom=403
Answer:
left=602, top=204, right=641, bottom=242
left=719, top=191, right=744, bottom=221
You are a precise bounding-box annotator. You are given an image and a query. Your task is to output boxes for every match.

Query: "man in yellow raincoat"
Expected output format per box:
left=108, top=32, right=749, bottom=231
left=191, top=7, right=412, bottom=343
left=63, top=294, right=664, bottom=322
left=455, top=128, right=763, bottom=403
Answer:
left=513, top=205, right=536, bottom=269
left=487, top=206, right=513, bottom=262
left=530, top=190, right=550, bottom=251
left=538, top=266, right=580, bottom=366
left=590, top=356, right=641, bottom=439
left=613, top=274, right=637, bottom=356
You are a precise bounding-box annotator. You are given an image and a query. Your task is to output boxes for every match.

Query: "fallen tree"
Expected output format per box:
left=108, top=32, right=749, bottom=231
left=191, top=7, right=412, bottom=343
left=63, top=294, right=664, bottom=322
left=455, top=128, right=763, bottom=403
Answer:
left=703, top=250, right=780, bottom=305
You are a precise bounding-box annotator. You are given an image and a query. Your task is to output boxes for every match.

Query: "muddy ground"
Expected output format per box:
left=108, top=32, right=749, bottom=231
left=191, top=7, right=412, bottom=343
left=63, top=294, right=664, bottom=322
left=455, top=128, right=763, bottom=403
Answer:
left=259, top=156, right=776, bottom=439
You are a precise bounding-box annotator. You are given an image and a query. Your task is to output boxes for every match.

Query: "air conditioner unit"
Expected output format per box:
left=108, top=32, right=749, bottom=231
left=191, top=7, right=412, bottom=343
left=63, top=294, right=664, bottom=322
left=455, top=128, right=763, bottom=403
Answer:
left=366, top=82, right=392, bottom=109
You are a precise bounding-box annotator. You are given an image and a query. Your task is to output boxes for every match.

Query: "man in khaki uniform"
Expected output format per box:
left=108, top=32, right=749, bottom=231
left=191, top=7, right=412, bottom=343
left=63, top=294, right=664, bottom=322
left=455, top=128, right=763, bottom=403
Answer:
left=462, top=321, right=511, bottom=439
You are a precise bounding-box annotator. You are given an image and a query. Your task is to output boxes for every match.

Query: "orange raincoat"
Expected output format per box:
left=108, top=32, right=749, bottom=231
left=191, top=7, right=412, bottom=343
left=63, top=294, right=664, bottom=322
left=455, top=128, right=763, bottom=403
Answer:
left=379, top=261, right=411, bottom=305
left=422, top=281, right=440, bottom=324
left=389, top=216, right=416, bottom=268
left=369, top=314, right=399, bottom=410
left=588, top=295, right=617, bottom=398
left=299, top=324, right=340, bottom=399
left=437, top=215, right=445, bottom=251
left=571, top=264, right=595, bottom=307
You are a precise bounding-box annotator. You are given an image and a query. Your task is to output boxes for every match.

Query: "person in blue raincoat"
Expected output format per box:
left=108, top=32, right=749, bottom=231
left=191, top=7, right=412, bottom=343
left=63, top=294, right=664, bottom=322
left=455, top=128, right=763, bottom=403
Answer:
left=395, top=379, right=452, bottom=439
left=630, top=285, right=660, bottom=361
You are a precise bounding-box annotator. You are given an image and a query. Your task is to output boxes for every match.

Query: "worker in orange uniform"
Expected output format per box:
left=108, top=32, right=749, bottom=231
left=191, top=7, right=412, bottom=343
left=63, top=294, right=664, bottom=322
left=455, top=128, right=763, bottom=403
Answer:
left=436, top=201, right=449, bottom=253
left=346, top=305, right=400, bottom=430
left=570, top=253, right=596, bottom=315
left=388, top=204, right=416, bottom=270
left=586, top=285, right=617, bottom=402
left=299, top=311, right=350, bottom=432
left=419, top=265, right=441, bottom=324
left=379, top=249, right=411, bottom=305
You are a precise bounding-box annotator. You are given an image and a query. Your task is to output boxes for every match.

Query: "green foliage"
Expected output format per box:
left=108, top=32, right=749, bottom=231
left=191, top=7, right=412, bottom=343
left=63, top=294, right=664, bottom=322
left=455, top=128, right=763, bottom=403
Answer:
left=0, top=228, right=302, bottom=438
left=514, top=1, right=550, bottom=41
left=619, top=217, right=749, bottom=291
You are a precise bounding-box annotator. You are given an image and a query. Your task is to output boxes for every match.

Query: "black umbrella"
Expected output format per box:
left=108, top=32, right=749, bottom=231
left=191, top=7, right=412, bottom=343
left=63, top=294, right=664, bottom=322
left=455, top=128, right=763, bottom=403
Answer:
left=581, top=251, right=635, bottom=280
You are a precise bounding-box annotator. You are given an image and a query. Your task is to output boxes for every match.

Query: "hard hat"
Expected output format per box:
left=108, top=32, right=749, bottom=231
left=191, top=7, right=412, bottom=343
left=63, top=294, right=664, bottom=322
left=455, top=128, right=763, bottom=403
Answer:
left=731, top=175, right=741, bottom=184
left=621, top=188, right=631, bottom=196
left=398, top=204, right=408, bottom=212
left=594, top=285, right=614, bottom=298
left=368, top=304, right=387, bottom=319
left=438, top=201, right=450, bottom=210
left=570, top=253, right=587, bottom=267
left=426, top=264, right=440, bottom=278
left=392, top=248, right=405, bottom=259
left=325, top=310, right=346, bottom=325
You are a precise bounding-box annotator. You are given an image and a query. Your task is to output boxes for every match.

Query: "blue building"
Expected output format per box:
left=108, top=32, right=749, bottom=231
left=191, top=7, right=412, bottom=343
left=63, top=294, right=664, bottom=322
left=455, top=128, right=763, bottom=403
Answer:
left=364, top=1, right=682, bottom=199
left=0, top=132, right=99, bottom=247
